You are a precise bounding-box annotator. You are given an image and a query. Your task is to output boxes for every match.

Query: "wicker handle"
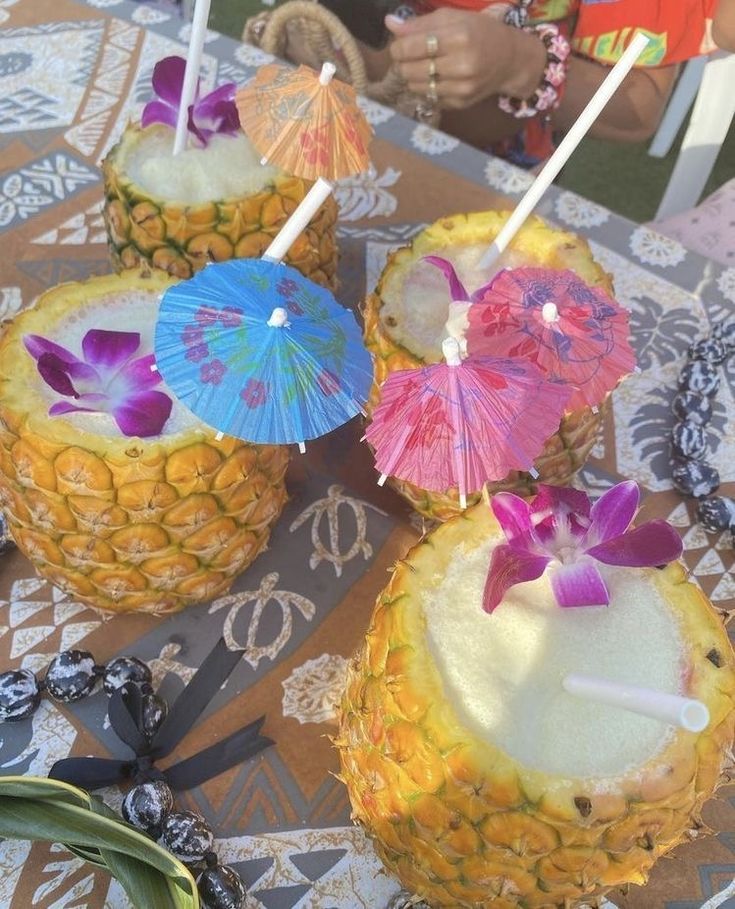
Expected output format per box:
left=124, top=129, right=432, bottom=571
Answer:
left=244, top=1, right=439, bottom=125
left=259, top=0, right=369, bottom=95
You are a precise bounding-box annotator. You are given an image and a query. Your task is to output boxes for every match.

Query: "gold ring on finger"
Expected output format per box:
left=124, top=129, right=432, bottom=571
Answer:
left=427, top=74, right=439, bottom=103
left=428, top=58, right=438, bottom=79
left=426, top=33, right=439, bottom=57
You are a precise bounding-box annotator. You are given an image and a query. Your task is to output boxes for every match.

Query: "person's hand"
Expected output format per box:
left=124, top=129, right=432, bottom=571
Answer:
left=386, top=8, right=545, bottom=109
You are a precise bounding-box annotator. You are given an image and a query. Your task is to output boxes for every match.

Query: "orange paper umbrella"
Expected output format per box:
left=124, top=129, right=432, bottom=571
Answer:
left=236, top=62, right=372, bottom=181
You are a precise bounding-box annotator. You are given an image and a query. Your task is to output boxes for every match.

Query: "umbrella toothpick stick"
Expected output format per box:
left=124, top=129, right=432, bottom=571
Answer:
left=563, top=672, right=710, bottom=733
left=479, top=31, right=649, bottom=270
left=173, top=0, right=212, bottom=156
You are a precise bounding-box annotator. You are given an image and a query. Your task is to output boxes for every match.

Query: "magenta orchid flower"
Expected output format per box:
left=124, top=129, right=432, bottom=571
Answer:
left=24, top=331, right=172, bottom=438
left=483, top=481, right=683, bottom=613
left=141, top=56, right=239, bottom=147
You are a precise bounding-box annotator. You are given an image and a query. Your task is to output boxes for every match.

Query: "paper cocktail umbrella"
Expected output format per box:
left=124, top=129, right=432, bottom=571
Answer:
left=154, top=259, right=372, bottom=450
left=463, top=265, right=636, bottom=410
left=364, top=338, right=571, bottom=508
left=237, top=62, right=371, bottom=181
left=236, top=61, right=373, bottom=263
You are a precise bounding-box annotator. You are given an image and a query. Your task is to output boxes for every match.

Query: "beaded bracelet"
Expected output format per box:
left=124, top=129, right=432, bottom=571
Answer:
left=498, top=21, right=571, bottom=119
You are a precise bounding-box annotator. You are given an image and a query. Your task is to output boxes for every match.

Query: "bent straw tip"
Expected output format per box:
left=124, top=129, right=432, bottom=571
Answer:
left=680, top=700, right=710, bottom=733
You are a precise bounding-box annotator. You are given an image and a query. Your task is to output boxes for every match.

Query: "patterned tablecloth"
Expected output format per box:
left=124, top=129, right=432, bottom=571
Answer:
left=1, top=1, right=734, bottom=907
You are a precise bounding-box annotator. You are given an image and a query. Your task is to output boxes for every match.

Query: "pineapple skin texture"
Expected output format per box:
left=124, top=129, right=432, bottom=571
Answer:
left=337, top=504, right=735, bottom=909
left=102, top=124, right=340, bottom=289
left=0, top=271, right=289, bottom=614
left=363, top=212, right=614, bottom=520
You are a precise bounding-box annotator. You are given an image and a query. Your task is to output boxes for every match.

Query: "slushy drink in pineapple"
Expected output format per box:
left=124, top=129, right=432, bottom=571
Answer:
left=102, top=58, right=338, bottom=286
left=0, top=271, right=289, bottom=614
left=364, top=211, right=616, bottom=519
left=338, top=483, right=735, bottom=908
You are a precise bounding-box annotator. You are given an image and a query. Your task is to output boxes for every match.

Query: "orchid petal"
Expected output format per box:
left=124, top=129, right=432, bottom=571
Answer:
left=142, top=99, right=178, bottom=129
left=531, top=485, right=591, bottom=519
left=187, top=107, right=210, bottom=148
left=586, top=521, right=683, bottom=567
left=37, top=354, right=78, bottom=397
left=483, top=544, right=551, bottom=613
left=424, top=256, right=470, bottom=302
left=49, top=401, right=97, bottom=416
left=113, top=354, right=164, bottom=394
left=491, top=492, right=534, bottom=544
left=194, top=82, right=236, bottom=116
left=151, top=56, right=187, bottom=106
left=82, top=329, right=140, bottom=369
left=550, top=559, right=610, bottom=607
left=24, top=334, right=80, bottom=366
left=113, top=390, right=173, bottom=438
left=531, top=484, right=591, bottom=544
left=588, top=480, right=639, bottom=545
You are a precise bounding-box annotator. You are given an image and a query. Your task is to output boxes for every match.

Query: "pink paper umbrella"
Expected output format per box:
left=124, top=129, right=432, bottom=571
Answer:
left=365, top=338, right=571, bottom=508
left=431, top=260, right=636, bottom=412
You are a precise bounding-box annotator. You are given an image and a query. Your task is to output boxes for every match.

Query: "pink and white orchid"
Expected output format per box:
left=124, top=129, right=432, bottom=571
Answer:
left=24, top=330, right=172, bottom=438
left=141, top=56, right=239, bottom=147
left=483, top=481, right=683, bottom=613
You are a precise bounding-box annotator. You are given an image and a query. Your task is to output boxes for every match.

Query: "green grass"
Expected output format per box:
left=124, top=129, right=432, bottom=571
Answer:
left=213, top=0, right=735, bottom=222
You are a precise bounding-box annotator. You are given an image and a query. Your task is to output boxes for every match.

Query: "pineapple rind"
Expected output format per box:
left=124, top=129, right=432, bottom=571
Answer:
left=338, top=503, right=735, bottom=908
left=0, top=271, right=289, bottom=614
left=363, top=212, right=615, bottom=520
left=102, top=124, right=339, bottom=288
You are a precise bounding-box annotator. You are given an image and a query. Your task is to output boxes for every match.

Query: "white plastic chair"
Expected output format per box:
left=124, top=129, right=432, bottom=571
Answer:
left=649, top=51, right=735, bottom=220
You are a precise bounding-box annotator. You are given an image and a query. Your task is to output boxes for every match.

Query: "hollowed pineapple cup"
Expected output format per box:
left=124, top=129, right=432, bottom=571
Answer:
left=337, top=502, right=735, bottom=909
left=363, top=211, right=614, bottom=520
left=0, top=271, right=289, bottom=615
left=102, top=123, right=339, bottom=288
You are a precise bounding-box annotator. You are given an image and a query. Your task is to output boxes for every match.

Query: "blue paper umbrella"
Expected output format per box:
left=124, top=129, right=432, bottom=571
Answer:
left=154, top=259, right=373, bottom=447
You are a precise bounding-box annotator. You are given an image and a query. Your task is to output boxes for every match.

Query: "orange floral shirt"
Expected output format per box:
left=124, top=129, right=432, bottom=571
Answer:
left=426, top=0, right=717, bottom=65
left=421, top=0, right=717, bottom=165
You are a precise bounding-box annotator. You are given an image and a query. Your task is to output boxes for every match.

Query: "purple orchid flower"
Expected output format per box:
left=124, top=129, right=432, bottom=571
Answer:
left=141, top=56, right=239, bottom=147
left=483, top=481, right=683, bottom=613
left=24, top=331, right=172, bottom=438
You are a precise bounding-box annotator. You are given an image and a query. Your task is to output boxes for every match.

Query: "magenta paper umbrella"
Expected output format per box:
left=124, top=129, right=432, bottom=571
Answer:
left=428, top=259, right=636, bottom=412
left=365, top=339, right=571, bottom=508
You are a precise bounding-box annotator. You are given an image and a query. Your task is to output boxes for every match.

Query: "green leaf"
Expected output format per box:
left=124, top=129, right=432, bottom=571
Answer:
left=0, top=777, right=91, bottom=809
left=101, top=848, right=197, bottom=909
left=0, top=798, right=198, bottom=906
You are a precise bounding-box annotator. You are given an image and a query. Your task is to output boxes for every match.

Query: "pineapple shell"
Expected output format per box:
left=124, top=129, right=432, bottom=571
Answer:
left=363, top=211, right=615, bottom=520
left=0, top=271, right=289, bottom=614
left=102, top=124, right=339, bottom=288
left=337, top=503, right=735, bottom=908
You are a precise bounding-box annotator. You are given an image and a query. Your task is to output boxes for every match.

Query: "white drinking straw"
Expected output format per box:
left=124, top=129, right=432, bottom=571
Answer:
left=563, top=672, right=710, bottom=733
left=173, top=0, right=212, bottom=155
left=262, top=177, right=334, bottom=264
left=479, top=31, right=650, bottom=269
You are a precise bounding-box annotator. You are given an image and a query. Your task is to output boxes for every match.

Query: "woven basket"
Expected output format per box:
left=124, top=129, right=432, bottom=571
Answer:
left=243, top=0, right=440, bottom=125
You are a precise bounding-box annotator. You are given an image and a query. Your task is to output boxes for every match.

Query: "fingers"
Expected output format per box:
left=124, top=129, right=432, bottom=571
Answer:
left=388, top=27, right=458, bottom=64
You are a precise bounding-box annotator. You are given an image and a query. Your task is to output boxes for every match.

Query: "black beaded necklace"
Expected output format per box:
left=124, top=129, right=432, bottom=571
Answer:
left=669, top=318, right=735, bottom=534
left=0, top=638, right=270, bottom=909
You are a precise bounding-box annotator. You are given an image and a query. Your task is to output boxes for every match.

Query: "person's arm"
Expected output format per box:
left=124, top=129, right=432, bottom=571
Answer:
left=713, top=0, right=735, bottom=51
left=387, top=9, right=676, bottom=146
